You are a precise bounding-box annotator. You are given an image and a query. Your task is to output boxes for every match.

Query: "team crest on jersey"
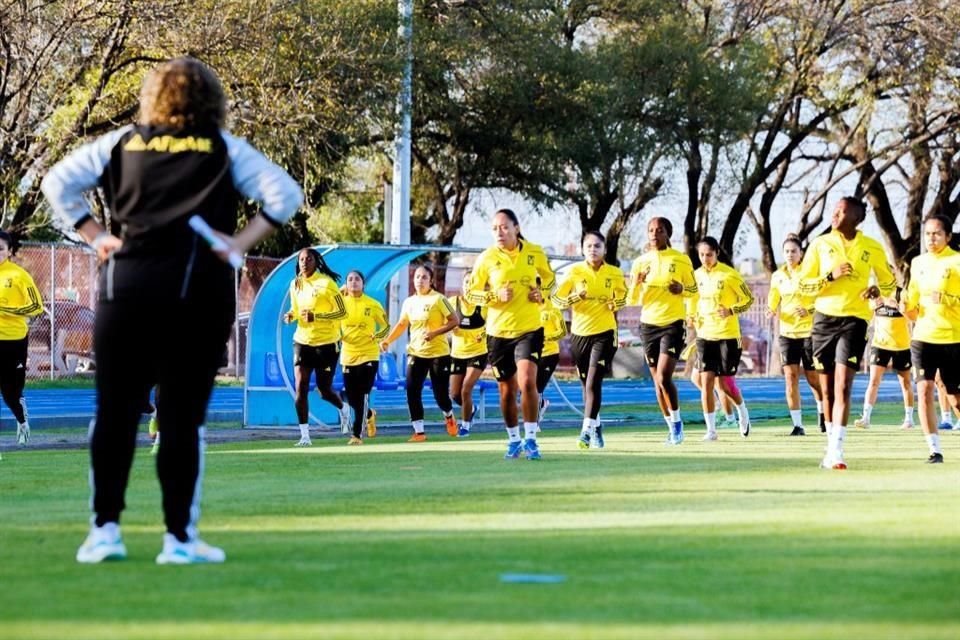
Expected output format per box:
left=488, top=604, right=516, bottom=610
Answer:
left=861, top=251, right=870, bottom=263
left=527, top=256, right=535, bottom=265
left=604, top=278, right=611, bottom=288
left=3, top=278, right=11, bottom=288
left=364, top=308, right=371, bottom=316
left=669, top=264, right=676, bottom=273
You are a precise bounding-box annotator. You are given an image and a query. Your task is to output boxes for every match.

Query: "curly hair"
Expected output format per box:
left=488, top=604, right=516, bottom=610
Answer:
left=139, top=57, right=226, bottom=130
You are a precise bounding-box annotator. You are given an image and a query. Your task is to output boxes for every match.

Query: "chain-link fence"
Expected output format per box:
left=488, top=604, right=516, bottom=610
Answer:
left=16, top=242, right=281, bottom=379
left=17, top=242, right=784, bottom=379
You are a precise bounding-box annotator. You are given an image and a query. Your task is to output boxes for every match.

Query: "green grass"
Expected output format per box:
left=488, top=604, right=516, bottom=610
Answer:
left=1, top=416, right=958, bottom=640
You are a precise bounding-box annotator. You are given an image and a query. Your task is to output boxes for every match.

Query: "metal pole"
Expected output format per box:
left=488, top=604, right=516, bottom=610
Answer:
left=389, top=0, right=413, bottom=358
left=49, top=244, right=55, bottom=379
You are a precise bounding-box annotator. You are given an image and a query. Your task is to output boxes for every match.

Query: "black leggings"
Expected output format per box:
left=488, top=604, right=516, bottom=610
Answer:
left=571, top=332, right=617, bottom=420
left=537, top=353, right=559, bottom=395
left=406, top=355, right=453, bottom=421
left=91, top=299, right=232, bottom=542
left=0, top=338, right=28, bottom=423
left=343, top=360, right=377, bottom=437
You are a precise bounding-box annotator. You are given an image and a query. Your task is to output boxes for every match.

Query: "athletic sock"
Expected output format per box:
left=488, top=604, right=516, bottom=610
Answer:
left=298, top=423, right=310, bottom=439
left=735, top=402, right=749, bottom=424
left=506, top=426, right=521, bottom=442
left=942, top=409, right=952, bottom=425
left=925, top=432, right=941, bottom=454
left=412, top=419, right=425, bottom=434
left=669, top=409, right=681, bottom=424
left=704, top=412, right=717, bottom=434
left=904, top=406, right=914, bottom=425
left=523, top=422, right=538, bottom=440
left=461, top=420, right=471, bottom=432
left=862, top=403, right=873, bottom=422
left=581, top=417, right=592, bottom=437
left=789, top=409, right=802, bottom=428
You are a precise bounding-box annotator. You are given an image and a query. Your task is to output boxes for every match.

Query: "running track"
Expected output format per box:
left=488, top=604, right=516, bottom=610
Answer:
left=8, top=377, right=915, bottom=429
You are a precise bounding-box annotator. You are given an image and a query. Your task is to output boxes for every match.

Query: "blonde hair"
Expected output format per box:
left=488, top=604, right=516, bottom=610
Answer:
left=139, top=57, right=226, bottom=129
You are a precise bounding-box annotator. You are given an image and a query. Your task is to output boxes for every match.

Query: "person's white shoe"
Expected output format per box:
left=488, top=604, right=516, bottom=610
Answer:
left=702, top=431, right=718, bottom=441
left=76, top=523, right=127, bottom=563
left=16, top=421, right=29, bottom=446
left=156, top=533, right=225, bottom=565
left=853, top=416, right=869, bottom=429
left=294, top=437, right=312, bottom=447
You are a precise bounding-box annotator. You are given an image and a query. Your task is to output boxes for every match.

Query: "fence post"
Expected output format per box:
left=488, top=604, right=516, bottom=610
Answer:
left=235, top=266, right=241, bottom=378
left=49, top=243, right=55, bottom=379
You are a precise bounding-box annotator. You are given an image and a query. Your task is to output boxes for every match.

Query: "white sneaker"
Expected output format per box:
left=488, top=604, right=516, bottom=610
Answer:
left=156, top=533, right=225, bottom=565
left=76, top=523, right=127, bottom=563
left=739, top=419, right=750, bottom=438
left=900, top=421, right=914, bottom=430
left=721, top=415, right=737, bottom=429
left=339, top=407, right=351, bottom=435
left=294, top=437, right=312, bottom=447
left=16, top=421, right=29, bottom=446
left=703, top=431, right=718, bottom=441
left=854, top=416, right=870, bottom=429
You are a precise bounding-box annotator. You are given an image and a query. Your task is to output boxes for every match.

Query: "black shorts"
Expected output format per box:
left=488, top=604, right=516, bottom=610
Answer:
left=570, top=330, right=618, bottom=380
left=811, top=312, right=868, bottom=372
left=911, top=341, right=960, bottom=393
left=451, top=353, right=488, bottom=376
left=779, top=335, right=814, bottom=371
left=293, top=341, right=340, bottom=372
left=487, top=328, right=544, bottom=382
left=640, top=320, right=685, bottom=367
left=0, top=337, right=28, bottom=376
left=869, top=347, right=911, bottom=372
left=696, top=338, right=742, bottom=376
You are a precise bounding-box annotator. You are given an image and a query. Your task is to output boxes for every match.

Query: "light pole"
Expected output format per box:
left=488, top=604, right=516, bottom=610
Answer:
left=388, top=0, right=413, bottom=356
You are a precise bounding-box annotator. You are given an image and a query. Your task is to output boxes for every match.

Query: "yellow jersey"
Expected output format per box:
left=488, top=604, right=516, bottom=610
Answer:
left=466, top=239, right=555, bottom=338
left=904, top=246, right=960, bottom=344
left=690, top=262, right=754, bottom=340
left=552, top=261, right=627, bottom=336
left=870, top=302, right=910, bottom=351
left=340, top=293, right=389, bottom=366
left=288, top=271, right=346, bottom=346
left=401, top=290, right=456, bottom=358
left=768, top=263, right=814, bottom=338
left=798, top=230, right=897, bottom=322
left=627, top=247, right=697, bottom=326
left=0, top=260, right=44, bottom=340
left=448, top=295, right=488, bottom=359
left=540, top=302, right=567, bottom=358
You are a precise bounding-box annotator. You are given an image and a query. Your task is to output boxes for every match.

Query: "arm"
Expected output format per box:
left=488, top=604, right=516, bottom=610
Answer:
left=872, top=258, right=898, bottom=298
left=425, top=297, right=459, bottom=341
left=730, top=274, right=754, bottom=315
left=380, top=316, right=410, bottom=352
left=464, top=260, right=496, bottom=307
left=550, top=273, right=579, bottom=309
left=679, top=259, right=698, bottom=298
left=312, top=286, right=347, bottom=321
left=544, top=310, right=567, bottom=341
left=610, top=273, right=628, bottom=311
left=284, top=283, right=299, bottom=324
left=797, top=241, right=828, bottom=295
left=372, top=303, right=391, bottom=341
left=0, top=275, right=44, bottom=317
left=767, top=279, right=781, bottom=316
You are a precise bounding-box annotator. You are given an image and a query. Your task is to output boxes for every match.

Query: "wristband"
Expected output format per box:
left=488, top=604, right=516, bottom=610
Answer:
left=825, top=272, right=834, bottom=282
left=90, top=230, right=111, bottom=250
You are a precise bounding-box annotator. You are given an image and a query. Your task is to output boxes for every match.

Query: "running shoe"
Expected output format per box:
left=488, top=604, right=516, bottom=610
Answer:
left=504, top=440, right=523, bottom=459
left=76, top=523, right=127, bottom=564
left=444, top=414, right=458, bottom=437
left=366, top=409, right=377, bottom=438
left=156, top=533, right=225, bottom=565
left=522, top=438, right=542, bottom=460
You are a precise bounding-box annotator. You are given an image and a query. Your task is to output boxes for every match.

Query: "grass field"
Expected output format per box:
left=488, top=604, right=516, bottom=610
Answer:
left=1, top=411, right=958, bottom=640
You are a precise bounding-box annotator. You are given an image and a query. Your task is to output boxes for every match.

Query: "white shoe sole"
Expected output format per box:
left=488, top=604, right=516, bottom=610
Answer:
left=76, top=542, right=127, bottom=564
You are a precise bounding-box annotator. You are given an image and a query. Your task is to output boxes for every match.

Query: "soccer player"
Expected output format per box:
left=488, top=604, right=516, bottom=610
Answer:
left=340, top=270, right=389, bottom=444
left=627, top=217, right=697, bottom=445
left=853, top=288, right=914, bottom=430
left=537, top=298, right=567, bottom=428
left=901, top=214, right=960, bottom=463
left=466, top=209, right=555, bottom=460
left=380, top=264, right=459, bottom=441
left=552, top=231, right=627, bottom=449
left=798, top=197, right=897, bottom=469
left=284, top=248, right=348, bottom=446
left=448, top=270, right=488, bottom=438
left=42, top=57, right=303, bottom=564
left=0, top=230, right=43, bottom=446
left=767, top=234, right=823, bottom=436
left=683, top=340, right=738, bottom=429
left=690, top=236, right=754, bottom=440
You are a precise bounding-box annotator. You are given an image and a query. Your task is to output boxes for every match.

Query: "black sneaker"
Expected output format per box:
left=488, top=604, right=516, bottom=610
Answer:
left=819, top=414, right=826, bottom=433
left=789, top=426, right=806, bottom=436
left=926, top=452, right=944, bottom=464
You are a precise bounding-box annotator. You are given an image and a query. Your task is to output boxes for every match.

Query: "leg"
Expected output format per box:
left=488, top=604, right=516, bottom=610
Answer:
left=449, top=373, right=465, bottom=408
left=155, top=308, right=232, bottom=543
left=516, top=359, right=540, bottom=424
left=343, top=367, right=365, bottom=438
left=498, top=377, right=520, bottom=428
left=783, top=364, right=801, bottom=411
left=314, top=348, right=345, bottom=411
left=428, top=356, right=454, bottom=414
left=460, top=366, right=483, bottom=425
left=293, top=366, right=314, bottom=425
left=405, top=357, right=429, bottom=424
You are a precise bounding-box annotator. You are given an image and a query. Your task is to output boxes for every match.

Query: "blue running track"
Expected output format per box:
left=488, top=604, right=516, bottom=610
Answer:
left=8, top=376, right=914, bottom=429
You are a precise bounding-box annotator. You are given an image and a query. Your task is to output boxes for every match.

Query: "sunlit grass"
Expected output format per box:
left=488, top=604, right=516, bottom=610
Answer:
left=1, top=417, right=958, bottom=640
